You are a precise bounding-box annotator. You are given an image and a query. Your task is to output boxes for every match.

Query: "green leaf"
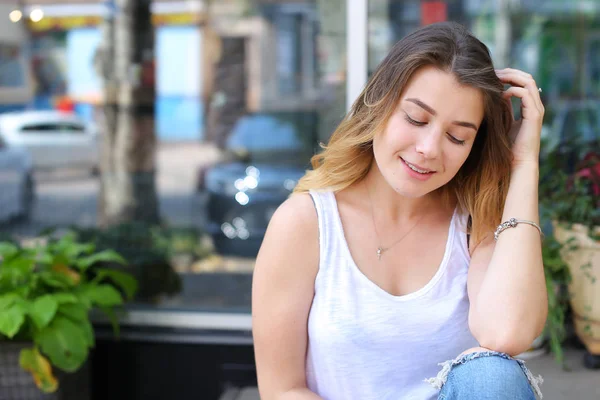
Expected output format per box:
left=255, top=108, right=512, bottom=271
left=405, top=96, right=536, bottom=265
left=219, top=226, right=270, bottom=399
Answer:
left=51, top=233, right=80, bottom=256
left=73, top=290, right=92, bottom=309
left=30, top=296, right=58, bottom=330
left=79, top=319, right=95, bottom=348
left=94, top=268, right=138, bottom=300
left=76, top=250, right=127, bottom=271
left=64, top=243, right=96, bottom=260
left=35, top=316, right=88, bottom=372
left=19, top=347, right=58, bottom=393
left=0, top=307, right=25, bottom=338
left=0, top=293, right=19, bottom=310
left=35, top=251, right=54, bottom=265
left=52, top=293, right=78, bottom=305
left=49, top=237, right=95, bottom=264
left=58, top=303, right=89, bottom=321
left=57, top=304, right=94, bottom=348
left=100, top=306, right=120, bottom=338
left=4, top=256, right=36, bottom=274
left=50, top=264, right=81, bottom=286
left=0, top=242, right=19, bottom=259
left=38, top=271, right=75, bottom=289
left=80, top=284, right=123, bottom=307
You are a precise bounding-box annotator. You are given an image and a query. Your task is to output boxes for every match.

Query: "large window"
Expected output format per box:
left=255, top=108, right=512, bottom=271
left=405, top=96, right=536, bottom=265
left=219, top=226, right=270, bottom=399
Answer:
left=6, top=0, right=599, bottom=323
left=1, top=0, right=347, bottom=319
left=368, top=0, right=466, bottom=74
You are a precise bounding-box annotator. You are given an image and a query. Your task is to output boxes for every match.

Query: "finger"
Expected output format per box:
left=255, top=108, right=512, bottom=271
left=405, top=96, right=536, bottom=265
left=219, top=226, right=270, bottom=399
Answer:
left=496, top=68, right=536, bottom=84
left=497, top=68, right=531, bottom=79
left=502, top=87, right=543, bottom=123
left=497, top=72, right=542, bottom=109
left=500, top=78, right=543, bottom=114
left=496, top=69, right=543, bottom=111
left=496, top=68, right=539, bottom=88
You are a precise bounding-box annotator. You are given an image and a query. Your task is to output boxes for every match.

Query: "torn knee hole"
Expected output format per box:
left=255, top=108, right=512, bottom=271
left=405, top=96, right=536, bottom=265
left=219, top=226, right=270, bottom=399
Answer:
left=426, top=349, right=544, bottom=399
left=458, top=346, right=494, bottom=358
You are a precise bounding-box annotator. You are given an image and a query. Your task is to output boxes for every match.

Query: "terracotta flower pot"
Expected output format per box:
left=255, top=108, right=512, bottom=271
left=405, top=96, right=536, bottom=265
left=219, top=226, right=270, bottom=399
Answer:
left=553, top=222, right=600, bottom=354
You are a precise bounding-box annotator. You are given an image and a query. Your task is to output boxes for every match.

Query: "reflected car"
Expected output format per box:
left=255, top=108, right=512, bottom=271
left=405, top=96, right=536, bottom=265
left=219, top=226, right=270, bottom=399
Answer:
left=0, top=111, right=100, bottom=173
left=0, top=132, right=35, bottom=221
left=199, top=111, right=318, bottom=257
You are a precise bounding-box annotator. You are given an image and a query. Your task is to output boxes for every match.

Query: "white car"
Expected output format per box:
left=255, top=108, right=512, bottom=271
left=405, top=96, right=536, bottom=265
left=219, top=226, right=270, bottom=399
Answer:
left=0, top=134, right=34, bottom=221
left=0, top=111, right=100, bottom=173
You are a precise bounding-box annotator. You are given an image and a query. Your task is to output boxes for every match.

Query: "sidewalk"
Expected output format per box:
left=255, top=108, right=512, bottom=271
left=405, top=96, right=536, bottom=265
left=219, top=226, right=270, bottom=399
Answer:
left=526, top=347, right=600, bottom=400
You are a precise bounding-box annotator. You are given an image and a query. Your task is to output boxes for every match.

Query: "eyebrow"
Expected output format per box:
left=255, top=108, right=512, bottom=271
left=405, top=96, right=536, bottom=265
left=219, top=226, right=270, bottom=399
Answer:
left=405, top=98, right=479, bottom=132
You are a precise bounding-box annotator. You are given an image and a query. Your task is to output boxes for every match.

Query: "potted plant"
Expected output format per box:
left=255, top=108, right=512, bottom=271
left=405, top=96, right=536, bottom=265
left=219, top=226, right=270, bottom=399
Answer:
left=0, top=231, right=137, bottom=397
left=71, top=222, right=183, bottom=302
left=541, top=140, right=600, bottom=369
left=539, top=228, right=571, bottom=367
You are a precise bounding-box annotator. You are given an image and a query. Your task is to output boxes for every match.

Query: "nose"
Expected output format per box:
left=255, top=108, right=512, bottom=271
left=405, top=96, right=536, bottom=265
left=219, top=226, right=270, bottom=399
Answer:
left=415, top=126, right=442, bottom=160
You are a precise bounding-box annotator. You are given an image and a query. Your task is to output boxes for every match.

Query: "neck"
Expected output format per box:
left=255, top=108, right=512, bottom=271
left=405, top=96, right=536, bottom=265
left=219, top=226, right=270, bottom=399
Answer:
left=363, top=163, right=441, bottom=224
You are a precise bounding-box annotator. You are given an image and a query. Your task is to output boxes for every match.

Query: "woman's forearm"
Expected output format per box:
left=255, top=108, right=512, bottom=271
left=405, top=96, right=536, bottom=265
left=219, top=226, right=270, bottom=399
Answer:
left=471, top=163, right=548, bottom=354
left=279, top=388, right=323, bottom=400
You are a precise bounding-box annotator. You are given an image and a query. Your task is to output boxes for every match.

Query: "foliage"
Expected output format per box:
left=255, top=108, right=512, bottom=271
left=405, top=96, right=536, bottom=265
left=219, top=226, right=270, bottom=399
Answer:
left=0, top=233, right=136, bottom=393
left=52, top=222, right=179, bottom=302
left=539, top=138, right=600, bottom=366
left=541, top=232, right=571, bottom=367
left=65, top=222, right=212, bottom=301
left=540, top=139, right=600, bottom=234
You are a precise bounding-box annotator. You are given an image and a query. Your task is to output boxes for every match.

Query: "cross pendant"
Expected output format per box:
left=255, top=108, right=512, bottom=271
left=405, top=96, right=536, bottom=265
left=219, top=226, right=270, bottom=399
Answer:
left=377, top=247, right=383, bottom=261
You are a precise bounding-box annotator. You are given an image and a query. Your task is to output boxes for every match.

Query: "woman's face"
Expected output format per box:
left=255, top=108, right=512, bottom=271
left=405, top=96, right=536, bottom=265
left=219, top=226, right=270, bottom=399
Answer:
left=373, top=65, right=485, bottom=198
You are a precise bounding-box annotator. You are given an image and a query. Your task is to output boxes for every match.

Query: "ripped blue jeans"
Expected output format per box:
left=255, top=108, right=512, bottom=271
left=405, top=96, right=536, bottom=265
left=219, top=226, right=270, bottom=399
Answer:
left=426, top=351, right=544, bottom=399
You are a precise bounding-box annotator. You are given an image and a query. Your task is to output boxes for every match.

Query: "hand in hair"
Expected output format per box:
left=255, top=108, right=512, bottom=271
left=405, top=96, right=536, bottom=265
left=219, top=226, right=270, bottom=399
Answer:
left=496, top=68, right=545, bottom=169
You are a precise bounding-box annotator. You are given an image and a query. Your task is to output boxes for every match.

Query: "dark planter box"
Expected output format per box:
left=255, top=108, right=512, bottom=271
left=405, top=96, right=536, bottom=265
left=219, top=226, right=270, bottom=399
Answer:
left=89, top=272, right=256, bottom=400
left=91, top=334, right=256, bottom=400
left=0, top=342, right=90, bottom=400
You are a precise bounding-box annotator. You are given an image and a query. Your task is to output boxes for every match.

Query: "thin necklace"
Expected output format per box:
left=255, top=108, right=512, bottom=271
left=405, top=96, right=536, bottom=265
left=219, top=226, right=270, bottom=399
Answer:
left=364, top=180, right=427, bottom=261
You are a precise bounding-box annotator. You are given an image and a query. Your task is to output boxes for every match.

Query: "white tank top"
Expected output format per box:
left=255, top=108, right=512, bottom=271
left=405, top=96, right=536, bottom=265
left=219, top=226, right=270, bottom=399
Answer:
left=305, top=189, right=478, bottom=400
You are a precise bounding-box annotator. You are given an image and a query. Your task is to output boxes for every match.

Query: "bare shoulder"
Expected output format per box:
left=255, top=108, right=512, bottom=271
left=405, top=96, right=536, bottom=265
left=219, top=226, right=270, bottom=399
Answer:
left=254, top=192, right=319, bottom=278
left=270, top=192, right=319, bottom=241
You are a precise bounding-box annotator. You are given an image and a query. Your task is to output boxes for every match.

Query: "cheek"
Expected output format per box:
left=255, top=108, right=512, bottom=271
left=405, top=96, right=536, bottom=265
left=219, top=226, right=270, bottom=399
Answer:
left=445, top=147, right=472, bottom=174
left=380, top=118, right=415, bottom=149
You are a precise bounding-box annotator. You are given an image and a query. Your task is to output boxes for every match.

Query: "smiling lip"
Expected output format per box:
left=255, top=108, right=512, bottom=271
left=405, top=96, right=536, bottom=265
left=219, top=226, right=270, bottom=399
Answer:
left=401, top=158, right=436, bottom=173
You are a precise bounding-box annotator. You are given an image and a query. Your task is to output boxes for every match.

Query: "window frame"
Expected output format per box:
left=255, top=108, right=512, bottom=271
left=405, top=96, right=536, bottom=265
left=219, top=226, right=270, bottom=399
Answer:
left=346, top=0, right=368, bottom=111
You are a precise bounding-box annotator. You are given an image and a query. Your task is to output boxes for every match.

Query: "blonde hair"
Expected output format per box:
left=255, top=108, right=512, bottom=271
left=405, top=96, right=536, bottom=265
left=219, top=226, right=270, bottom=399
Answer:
left=295, top=22, right=513, bottom=245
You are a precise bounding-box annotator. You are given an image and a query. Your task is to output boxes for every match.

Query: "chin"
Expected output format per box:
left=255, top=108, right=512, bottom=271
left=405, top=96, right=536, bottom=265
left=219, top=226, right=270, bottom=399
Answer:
left=393, top=176, right=451, bottom=198
left=392, top=184, right=434, bottom=199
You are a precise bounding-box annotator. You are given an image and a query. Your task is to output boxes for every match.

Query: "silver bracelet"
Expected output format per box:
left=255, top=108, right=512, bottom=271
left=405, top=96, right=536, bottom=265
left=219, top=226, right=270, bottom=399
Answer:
left=494, top=218, right=544, bottom=241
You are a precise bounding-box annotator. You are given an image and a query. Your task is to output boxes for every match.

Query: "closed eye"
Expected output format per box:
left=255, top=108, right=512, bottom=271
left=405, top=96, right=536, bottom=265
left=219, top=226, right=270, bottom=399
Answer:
left=447, top=134, right=466, bottom=146
left=404, top=114, right=426, bottom=126
left=406, top=114, right=467, bottom=146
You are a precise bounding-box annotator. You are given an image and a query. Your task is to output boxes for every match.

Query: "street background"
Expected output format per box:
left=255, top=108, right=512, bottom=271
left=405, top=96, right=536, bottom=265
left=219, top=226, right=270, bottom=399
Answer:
left=1, top=0, right=599, bottom=399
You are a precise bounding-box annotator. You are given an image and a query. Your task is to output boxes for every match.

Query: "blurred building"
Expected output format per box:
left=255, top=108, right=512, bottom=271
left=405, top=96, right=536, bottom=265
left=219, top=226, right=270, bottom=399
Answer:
left=0, top=3, right=33, bottom=112
left=8, top=0, right=208, bottom=140
left=2, top=0, right=599, bottom=141
left=2, top=0, right=335, bottom=143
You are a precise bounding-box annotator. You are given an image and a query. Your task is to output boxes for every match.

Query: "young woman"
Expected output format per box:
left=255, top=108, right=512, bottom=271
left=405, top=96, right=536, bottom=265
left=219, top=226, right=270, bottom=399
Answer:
left=252, top=22, right=547, bottom=400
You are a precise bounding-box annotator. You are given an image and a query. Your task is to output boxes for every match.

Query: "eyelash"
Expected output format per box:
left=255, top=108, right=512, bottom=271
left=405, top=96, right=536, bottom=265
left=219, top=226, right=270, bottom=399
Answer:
left=404, top=115, right=466, bottom=146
